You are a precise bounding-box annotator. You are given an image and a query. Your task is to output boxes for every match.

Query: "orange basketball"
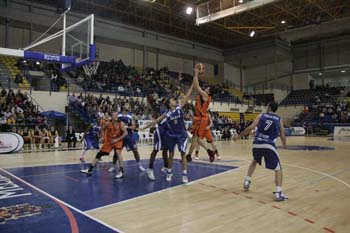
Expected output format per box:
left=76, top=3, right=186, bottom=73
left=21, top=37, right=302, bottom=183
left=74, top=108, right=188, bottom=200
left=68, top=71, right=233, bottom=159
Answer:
left=195, top=63, right=205, bottom=74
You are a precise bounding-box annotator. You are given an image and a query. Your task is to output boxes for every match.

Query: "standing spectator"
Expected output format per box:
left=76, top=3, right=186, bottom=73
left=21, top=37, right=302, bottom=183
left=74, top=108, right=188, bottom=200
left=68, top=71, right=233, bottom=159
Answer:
left=66, top=125, right=77, bottom=148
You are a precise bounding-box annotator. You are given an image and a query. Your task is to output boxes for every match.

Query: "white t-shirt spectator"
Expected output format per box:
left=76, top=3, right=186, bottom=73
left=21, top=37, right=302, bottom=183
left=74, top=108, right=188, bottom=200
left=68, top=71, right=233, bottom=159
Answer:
left=2, top=110, right=12, bottom=118
left=118, top=86, right=124, bottom=92
left=12, top=106, right=24, bottom=114
left=0, top=116, right=6, bottom=124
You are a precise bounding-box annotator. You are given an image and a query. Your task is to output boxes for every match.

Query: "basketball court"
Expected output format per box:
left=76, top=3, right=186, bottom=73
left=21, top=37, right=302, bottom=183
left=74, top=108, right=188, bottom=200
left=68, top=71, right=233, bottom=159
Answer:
left=1, top=137, right=349, bottom=233
left=1, top=0, right=350, bottom=232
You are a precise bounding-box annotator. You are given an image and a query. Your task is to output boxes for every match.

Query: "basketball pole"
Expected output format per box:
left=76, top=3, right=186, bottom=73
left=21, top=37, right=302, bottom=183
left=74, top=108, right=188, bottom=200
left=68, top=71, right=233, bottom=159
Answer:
left=62, top=8, right=70, bottom=57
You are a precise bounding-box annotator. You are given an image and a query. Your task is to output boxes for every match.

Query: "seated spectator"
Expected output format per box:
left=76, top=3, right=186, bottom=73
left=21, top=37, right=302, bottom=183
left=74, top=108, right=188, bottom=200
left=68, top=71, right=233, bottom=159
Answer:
left=222, top=127, right=232, bottom=141
left=2, top=107, right=12, bottom=119
left=7, top=115, right=16, bottom=126
left=306, top=123, right=313, bottom=135
left=0, top=114, right=6, bottom=125
left=41, top=128, right=51, bottom=149
left=66, top=125, right=77, bottom=148
left=41, top=116, right=50, bottom=129
left=11, top=126, right=17, bottom=133
left=50, top=126, right=61, bottom=148
left=16, top=112, right=25, bottom=127
left=32, top=126, right=43, bottom=149
left=26, top=114, right=36, bottom=127
left=20, top=127, right=33, bottom=149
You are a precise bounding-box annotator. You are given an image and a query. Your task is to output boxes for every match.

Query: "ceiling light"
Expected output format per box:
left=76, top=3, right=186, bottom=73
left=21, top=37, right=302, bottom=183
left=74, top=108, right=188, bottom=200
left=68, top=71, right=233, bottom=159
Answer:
left=281, top=20, right=286, bottom=24
left=340, top=70, right=346, bottom=73
left=249, top=30, right=255, bottom=37
left=239, top=0, right=244, bottom=3
left=186, top=7, right=193, bottom=15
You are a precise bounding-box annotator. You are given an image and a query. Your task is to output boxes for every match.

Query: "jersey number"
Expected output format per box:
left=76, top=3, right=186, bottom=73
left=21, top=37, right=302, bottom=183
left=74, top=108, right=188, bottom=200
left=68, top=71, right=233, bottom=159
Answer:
left=264, top=120, right=273, bottom=130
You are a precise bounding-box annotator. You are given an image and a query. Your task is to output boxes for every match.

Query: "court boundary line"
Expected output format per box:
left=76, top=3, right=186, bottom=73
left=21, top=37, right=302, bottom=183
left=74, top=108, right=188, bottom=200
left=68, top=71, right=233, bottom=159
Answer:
left=0, top=168, right=125, bottom=233
left=283, top=163, right=350, bottom=188
left=85, top=165, right=242, bottom=213
left=240, top=158, right=350, bottom=189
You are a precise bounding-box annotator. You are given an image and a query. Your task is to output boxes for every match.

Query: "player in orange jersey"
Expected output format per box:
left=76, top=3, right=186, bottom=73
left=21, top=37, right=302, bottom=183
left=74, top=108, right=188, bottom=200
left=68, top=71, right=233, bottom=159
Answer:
left=80, top=112, right=128, bottom=179
left=186, top=64, right=217, bottom=163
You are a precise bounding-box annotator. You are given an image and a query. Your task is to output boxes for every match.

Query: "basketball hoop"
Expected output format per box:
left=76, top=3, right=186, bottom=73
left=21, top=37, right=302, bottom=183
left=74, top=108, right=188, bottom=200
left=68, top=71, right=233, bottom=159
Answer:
left=83, top=60, right=99, bottom=77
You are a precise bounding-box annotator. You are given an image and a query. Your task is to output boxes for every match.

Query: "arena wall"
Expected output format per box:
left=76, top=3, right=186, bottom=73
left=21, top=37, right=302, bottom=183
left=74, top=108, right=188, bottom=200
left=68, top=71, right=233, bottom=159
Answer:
left=26, top=90, right=267, bottom=115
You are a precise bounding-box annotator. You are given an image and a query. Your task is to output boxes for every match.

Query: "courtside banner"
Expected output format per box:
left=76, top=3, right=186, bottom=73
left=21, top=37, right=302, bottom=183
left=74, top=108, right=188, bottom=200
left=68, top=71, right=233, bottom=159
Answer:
left=285, top=127, right=305, bottom=136
left=334, top=127, right=350, bottom=137
left=10, top=133, right=24, bottom=152
left=0, top=133, right=20, bottom=154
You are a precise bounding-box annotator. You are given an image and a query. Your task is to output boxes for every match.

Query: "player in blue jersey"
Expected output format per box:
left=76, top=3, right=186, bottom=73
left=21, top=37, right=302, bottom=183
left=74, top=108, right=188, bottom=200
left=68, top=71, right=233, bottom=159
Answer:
left=80, top=123, right=100, bottom=162
left=143, top=84, right=194, bottom=183
left=108, top=102, right=145, bottom=173
left=140, top=99, right=169, bottom=181
left=234, top=102, right=287, bottom=201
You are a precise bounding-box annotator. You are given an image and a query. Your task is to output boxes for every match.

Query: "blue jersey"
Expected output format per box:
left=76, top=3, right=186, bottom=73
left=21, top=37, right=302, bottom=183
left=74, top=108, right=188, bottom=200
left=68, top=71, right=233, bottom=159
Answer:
left=157, top=112, right=168, bottom=135
left=253, top=113, right=281, bottom=146
left=86, top=126, right=100, bottom=139
left=118, top=112, right=133, bottom=134
left=166, top=106, right=186, bottom=136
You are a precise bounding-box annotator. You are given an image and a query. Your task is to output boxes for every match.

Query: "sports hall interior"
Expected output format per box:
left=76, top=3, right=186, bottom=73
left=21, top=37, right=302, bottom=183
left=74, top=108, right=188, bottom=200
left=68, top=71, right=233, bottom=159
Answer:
left=0, top=0, right=350, bottom=233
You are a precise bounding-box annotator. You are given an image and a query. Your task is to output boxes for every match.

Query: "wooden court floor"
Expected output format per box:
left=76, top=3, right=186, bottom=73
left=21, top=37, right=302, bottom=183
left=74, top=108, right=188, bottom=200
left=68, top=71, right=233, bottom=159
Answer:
left=1, top=136, right=349, bottom=233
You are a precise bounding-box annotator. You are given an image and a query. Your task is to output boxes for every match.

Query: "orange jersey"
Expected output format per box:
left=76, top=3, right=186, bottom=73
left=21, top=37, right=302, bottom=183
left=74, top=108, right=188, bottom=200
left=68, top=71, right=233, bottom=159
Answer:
left=100, top=121, right=124, bottom=153
left=194, top=94, right=211, bottom=118
left=100, top=118, right=109, bottom=129
left=104, top=121, right=123, bottom=142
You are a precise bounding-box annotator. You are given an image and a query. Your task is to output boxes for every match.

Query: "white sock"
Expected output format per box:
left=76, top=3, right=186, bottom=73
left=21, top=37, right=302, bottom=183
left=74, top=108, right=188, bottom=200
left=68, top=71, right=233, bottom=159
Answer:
left=276, top=186, right=282, bottom=193
left=81, top=150, right=87, bottom=158
left=245, top=176, right=251, bottom=181
left=183, top=170, right=187, bottom=175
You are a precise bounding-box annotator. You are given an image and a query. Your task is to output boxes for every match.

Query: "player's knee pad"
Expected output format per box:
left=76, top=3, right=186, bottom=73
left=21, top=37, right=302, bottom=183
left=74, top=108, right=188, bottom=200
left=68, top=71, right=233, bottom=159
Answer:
left=96, top=151, right=108, bottom=160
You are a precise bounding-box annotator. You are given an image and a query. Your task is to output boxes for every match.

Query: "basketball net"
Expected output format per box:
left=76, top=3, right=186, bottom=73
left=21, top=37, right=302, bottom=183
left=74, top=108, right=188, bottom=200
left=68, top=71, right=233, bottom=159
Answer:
left=83, top=60, right=99, bottom=77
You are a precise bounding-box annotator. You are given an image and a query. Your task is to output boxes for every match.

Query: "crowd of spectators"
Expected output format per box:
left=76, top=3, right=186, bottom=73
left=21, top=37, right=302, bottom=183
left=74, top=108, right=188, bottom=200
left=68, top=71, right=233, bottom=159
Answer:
left=69, top=92, right=150, bottom=123
left=293, top=88, right=350, bottom=124
left=16, top=59, right=67, bottom=92
left=0, top=88, right=64, bottom=149
left=72, top=59, right=170, bottom=97
left=70, top=59, right=241, bottom=104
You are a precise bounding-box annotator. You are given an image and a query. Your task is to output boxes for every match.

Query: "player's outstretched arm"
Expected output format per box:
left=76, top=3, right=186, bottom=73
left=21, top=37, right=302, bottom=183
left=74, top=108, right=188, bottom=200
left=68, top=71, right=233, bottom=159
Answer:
left=279, top=118, right=287, bottom=148
left=180, top=83, right=194, bottom=108
left=193, top=64, right=209, bottom=101
left=234, top=114, right=262, bottom=141
left=140, top=114, right=167, bottom=131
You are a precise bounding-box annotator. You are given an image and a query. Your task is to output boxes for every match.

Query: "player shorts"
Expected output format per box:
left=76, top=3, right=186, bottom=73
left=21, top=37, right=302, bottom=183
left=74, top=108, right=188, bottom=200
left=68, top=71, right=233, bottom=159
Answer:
left=167, top=133, right=188, bottom=153
left=191, top=117, right=201, bottom=135
left=252, top=143, right=281, bottom=170
left=100, top=140, right=123, bottom=153
left=84, top=137, right=99, bottom=150
left=153, top=128, right=168, bottom=151
left=204, top=129, right=213, bottom=143
left=192, top=116, right=210, bottom=141
left=123, top=134, right=137, bottom=151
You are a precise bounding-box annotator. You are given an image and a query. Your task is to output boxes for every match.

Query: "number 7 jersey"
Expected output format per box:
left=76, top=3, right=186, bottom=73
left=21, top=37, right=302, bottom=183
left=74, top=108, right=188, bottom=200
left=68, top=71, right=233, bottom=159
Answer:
left=253, top=113, right=281, bottom=146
